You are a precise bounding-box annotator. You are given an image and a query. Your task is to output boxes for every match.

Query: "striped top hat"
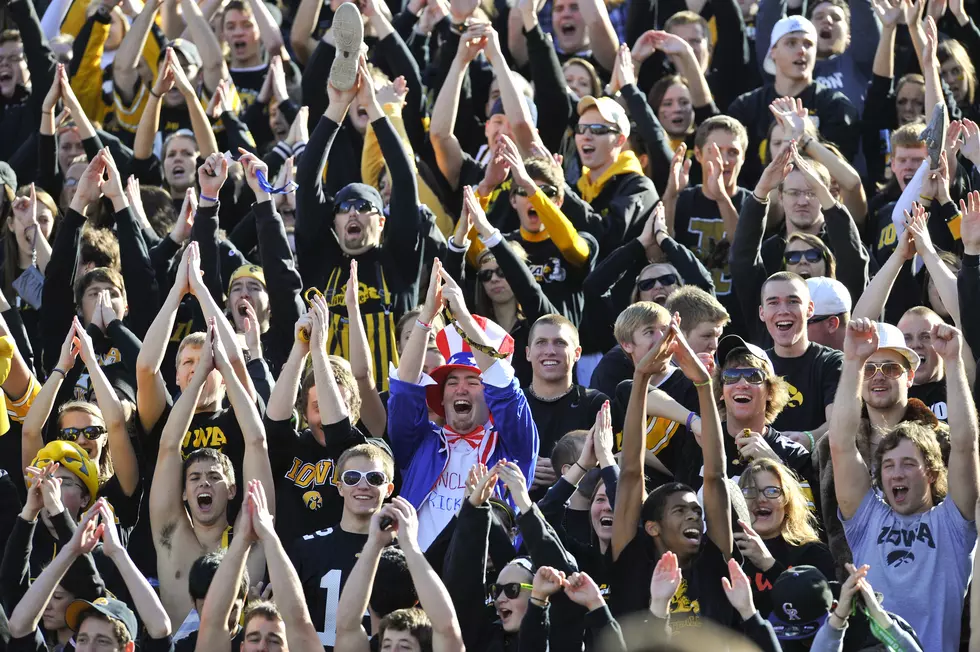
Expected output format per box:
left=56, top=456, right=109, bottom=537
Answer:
left=425, top=315, right=515, bottom=416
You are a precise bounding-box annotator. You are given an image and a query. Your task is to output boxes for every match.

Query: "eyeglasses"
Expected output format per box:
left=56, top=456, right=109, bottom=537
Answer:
left=636, top=274, right=678, bottom=291
left=575, top=123, right=620, bottom=136
left=721, top=368, right=766, bottom=385
left=741, top=486, right=783, bottom=500
left=340, top=470, right=389, bottom=487
left=863, top=361, right=907, bottom=380
left=60, top=426, right=107, bottom=441
left=489, top=582, right=533, bottom=599
left=782, top=188, right=818, bottom=201
left=783, top=249, right=823, bottom=265
left=511, top=184, right=559, bottom=198
left=478, top=267, right=506, bottom=283
left=334, top=199, right=379, bottom=215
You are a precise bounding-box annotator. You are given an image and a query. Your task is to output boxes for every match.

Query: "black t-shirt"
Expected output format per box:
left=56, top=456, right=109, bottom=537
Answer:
left=505, top=229, right=598, bottom=330
left=229, top=65, right=269, bottom=110
left=909, top=380, right=948, bottom=422
left=671, top=186, right=752, bottom=338
left=611, top=369, right=700, bottom=477
left=768, top=343, right=843, bottom=433
left=174, top=627, right=244, bottom=652
left=267, top=416, right=367, bottom=544
left=610, top=532, right=734, bottom=629
left=289, top=527, right=371, bottom=651
left=589, top=345, right=634, bottom=399
left=741, top=536, right=835, bottom=619
left=524, top=385, right=609, bottom=459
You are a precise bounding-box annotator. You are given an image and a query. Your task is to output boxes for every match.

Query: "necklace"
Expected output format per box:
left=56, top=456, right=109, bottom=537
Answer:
left=527, top=385, right=575, bottom=403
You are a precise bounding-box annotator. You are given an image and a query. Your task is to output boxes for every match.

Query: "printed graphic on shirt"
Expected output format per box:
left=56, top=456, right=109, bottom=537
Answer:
left=284, top=458, right=339, bottom=512
left=72, top=348, right=123, bottom=401
left=181, top=425, right=228, bottom=455
left=816, top=72, right=844, bottom=91
left=670, top=579, right=701, bottom=630
left=685, top=217, right=733, bottom=295
left=528, top=258, right=567, bottom=284
left=877, top=521, right=936, bottom=567
left=785, top=383, right=804, bottom=409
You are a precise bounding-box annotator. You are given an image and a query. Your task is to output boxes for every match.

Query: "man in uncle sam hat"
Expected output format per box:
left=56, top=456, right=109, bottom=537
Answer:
left=387, top=263, right=539, bottom=551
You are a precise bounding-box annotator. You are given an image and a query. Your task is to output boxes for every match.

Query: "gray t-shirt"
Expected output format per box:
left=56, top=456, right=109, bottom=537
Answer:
left=842, top=489, right=977, bottom=651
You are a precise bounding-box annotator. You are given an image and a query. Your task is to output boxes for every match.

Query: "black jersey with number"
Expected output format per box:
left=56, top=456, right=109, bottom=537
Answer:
left=909, top=380, right=948, bottom=422
left=288, top=527, right=369, bottom=651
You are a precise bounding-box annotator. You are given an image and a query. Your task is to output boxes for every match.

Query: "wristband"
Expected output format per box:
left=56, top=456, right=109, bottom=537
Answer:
left=752, top=191, right=770, bottom=204
left=804, top=430, right=815, bottom=449
left=919, top=194, right=934, bottom=202
left=416, top=318, right=432, bottom=331
left=199, top=193, right=218, bottom=203
left=51, top=368, right=66, bottom=378
left=685, top=411, right=698, bottom=431
left=574, top=461, right=589, bottom=472
left=529, top=596, right=549, bottom=607
left=693, top=378, right=711, bottom=387
left=149, top=88, right=163, bottom=98
left=832, top=609, right=850, bottom=621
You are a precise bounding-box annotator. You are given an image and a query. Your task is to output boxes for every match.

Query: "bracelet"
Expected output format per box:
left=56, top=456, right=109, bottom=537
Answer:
left=804, top=430, right=815, bottom=450
left=693, top=378, right=711, bottom=387
left=51, top=368, right=65, bottom=378
left=685, top=411, right=698, bottom=431
left=529, top=596, right=549, bottom=607
left=416, top=318, right=433, bottom=331
left=752, top=191, right=770, bottom=204
left=199, top=193, right=218, bottom=203
left=654, top=229, right=669, bottom=241
left=574, top=461, right=589, bottom=472
left=919, top=194, right=934, bottom=201
left=832, top=609, right=850, bottom=621
left=149, top=88, right=163, bottom=98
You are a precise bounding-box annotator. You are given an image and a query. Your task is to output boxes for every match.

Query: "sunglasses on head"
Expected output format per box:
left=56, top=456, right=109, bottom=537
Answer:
left=512, top=184, right=559, bottom=198
left=636, top=274, right=678, bottom=291
left=863, top=361, right=907, bottom=380
left=575, top=123, right=620, bottom=136
left=783, top=249, right=823, bottom=265
left=60, top=425, right=107, bottom=441
left=478, top=267, right=507, bottom=283
left=721, top=367, right=766, bottom=385
left=334, top=199, right=379, bottom=215
left=741, top=485, right=784, bottom=500
left=489, top=582, right=533, bottom=599
left=340, top=470, right=389, bottom=487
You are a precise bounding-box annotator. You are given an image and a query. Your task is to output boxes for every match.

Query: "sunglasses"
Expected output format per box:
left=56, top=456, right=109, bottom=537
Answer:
left=807, top=314, right=836, bottom=325
left=478, top=267, right=506, bottom=283
left=334, top=199, right=379, bottom=215
left=721, top=368, right=766, bottom=385
left=636, top=274, right=678, bottom=291
left=340, top=470, right=389, bottom=487
left=863, top=361, right=906, bottom=380
left=512, top=184, right=559, bottom=198
left=60, top=426, right=107, bottom=441
left=741, top=486, right=783, bottom=500
left=783, top=249, right=823, bottom=265
left=575, top=123, right=620, bottom=136
left=489, top=582, right=533, bottom=599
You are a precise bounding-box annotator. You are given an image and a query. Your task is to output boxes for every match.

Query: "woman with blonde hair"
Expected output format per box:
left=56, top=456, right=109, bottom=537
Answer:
left=736, top=458, right=834, bottom=619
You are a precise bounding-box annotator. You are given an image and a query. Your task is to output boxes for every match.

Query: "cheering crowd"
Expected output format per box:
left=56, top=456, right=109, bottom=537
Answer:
left=0, top=0, right=977, bottom=648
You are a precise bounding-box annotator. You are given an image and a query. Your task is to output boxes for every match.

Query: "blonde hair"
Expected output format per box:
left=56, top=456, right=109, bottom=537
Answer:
left=613, top=301, right=670, bottom=346
left=739, top=459, right=820, bottom=546
left=713, top=351, right=790, bottom=424
left=56, top=401, right=113, bottom=485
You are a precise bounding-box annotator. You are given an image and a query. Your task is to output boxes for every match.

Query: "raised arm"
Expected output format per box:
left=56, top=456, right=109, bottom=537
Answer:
left=344, top=261, right=386, bottom=437
left=97, top=501, right=171, bottom=638
left=149, top=309, right=212, bottom=537
left=830, top=319, right=877, bottom=519
left=245, top=0, right=286, bottom=54
left=438, top=269, right=503, bottom=372
left=578, top=0, right=620, bottom=72
left=428, top=27, right=482, bottom=189
left=611, top=318, right=678, bottom=560
left=182, top=0, right=231, bottom=92
left=249, top=480, right=324, bottom=652
left=135, top=246, right=191, bottom=433
left=483, top=26, right=538, bottom=153
left=112, top=0, right=161, bottom=104
left=307, top=292, right=352, bottom=427
left=852, top=228, right=914, bottom=319
left=933, top=323, right=979, bottom=518
left=76, top=318, right=138, bottom=496
left=169, top=54, right=218, bottom=158
left=132, top=61, right=168, bottom=161
left=21, top=325, right=78, bottom=472
left=289, top=0, right=326, bottom=64
left=196, top=512, right=252, bottom=650
left=334, top=510, right=392, bottom=652
left=905, top=200, right=962, bottom=325
left=398, top=262, right=443, bottom=384
left=387, top=497, right=465, bottom=652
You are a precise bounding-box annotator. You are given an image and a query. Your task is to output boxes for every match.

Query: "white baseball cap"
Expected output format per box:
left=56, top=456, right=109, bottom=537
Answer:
left=875, top=322, right=921, bottom=371
left=806, top=277, right=852, bottom=317
left=763, top=16, right=818, bottom=76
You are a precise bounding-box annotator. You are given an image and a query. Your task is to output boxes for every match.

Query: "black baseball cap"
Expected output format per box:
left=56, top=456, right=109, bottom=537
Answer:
left=65, top=596, right=138, bottom=641
left=767, top=566, right=833, bottom=640
left=716, top=334, right=774, bottom=374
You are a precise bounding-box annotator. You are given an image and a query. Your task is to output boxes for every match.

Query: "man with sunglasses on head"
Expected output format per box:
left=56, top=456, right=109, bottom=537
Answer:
left=288, top=443, right=395, bottom=652
left=828, top=319, right=978, bottom=651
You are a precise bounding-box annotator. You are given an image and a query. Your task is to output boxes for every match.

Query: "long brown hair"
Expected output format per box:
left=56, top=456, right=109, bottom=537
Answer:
left=473, top=244, right=528, bottom=323
left=4, top=185, right=60, bottom=302
left=738, top=459, right=820, bottom=546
